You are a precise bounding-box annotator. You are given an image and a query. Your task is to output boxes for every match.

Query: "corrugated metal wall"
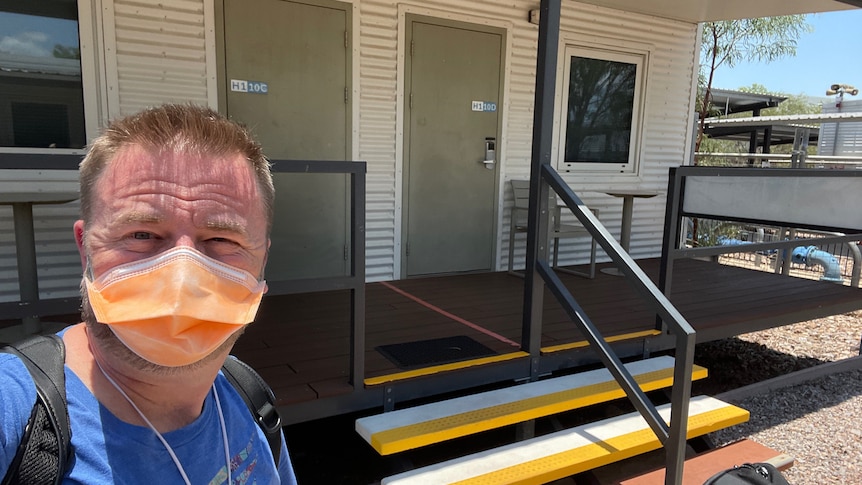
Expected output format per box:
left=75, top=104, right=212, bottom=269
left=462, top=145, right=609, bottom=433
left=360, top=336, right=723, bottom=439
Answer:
left=0, top=0, right=698, bottom=303
left=107, top=0, right=210, bottom=116
left=819, top=100, right=862, bottom=156
left=356, top=1, right=697, bottom=277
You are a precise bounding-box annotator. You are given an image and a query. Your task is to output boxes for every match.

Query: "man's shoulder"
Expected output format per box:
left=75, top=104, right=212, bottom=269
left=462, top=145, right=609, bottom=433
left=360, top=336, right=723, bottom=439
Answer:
left=0, top=351, right=37, bottom=402
left=0, top=351, right=38, bottom=471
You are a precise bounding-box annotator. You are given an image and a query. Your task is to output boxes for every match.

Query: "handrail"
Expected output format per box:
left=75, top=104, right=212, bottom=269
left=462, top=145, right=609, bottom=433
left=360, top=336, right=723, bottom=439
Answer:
left=539, top=164, right=696, bottom=481
left=660, top=166, right=862, bottom=295
left=0, top=158, right=368, bottom=391
left=268, top=160, right=367, bottom=388
left=523, top=2, right=691, bottom=481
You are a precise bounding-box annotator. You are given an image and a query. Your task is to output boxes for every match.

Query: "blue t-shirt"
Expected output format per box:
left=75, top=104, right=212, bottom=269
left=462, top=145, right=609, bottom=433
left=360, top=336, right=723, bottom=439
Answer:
left=0, top=350, right=298, bottom=484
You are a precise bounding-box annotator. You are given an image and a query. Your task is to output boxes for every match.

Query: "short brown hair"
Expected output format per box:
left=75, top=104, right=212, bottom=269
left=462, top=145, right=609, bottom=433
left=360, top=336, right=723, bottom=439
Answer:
left=79, top=103, right=274, bottom=232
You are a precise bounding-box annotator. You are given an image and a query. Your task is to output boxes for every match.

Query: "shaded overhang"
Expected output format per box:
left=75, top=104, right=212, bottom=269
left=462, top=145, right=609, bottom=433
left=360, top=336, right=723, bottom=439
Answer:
left=704, top=123, right=819, bottom=146
left=708, top=89, right=787, bottom=116
left=578, top=0, right=856, bottom=23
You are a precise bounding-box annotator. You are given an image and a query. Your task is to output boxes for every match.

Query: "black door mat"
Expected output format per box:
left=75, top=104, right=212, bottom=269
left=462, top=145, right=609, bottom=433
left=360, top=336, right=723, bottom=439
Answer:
left=376, top=335, right=497, bottom=370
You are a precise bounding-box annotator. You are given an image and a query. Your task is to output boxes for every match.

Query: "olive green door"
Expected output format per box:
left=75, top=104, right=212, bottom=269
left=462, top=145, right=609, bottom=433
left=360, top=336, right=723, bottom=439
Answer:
left=223, top=0, right=350, bottom=280
left=403, top=19, right=502, bottom=277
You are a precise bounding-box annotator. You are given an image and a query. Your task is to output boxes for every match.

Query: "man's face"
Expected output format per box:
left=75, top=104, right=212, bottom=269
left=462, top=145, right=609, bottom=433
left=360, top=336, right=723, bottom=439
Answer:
left=78, top=144, right=269, bottom=280
left=75, top=144, right=270, bottom=370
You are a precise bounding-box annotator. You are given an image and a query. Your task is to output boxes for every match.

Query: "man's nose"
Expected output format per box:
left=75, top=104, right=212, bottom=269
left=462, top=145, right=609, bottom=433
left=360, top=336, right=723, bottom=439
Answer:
left=173, top=234, right=201, bottom=252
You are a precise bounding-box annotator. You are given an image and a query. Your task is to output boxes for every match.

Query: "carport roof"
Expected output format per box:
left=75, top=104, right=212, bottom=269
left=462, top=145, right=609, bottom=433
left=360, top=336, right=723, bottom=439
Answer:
left=704, top=123, right=819, bottom=146
left=707, top=89, right=787, bottom=116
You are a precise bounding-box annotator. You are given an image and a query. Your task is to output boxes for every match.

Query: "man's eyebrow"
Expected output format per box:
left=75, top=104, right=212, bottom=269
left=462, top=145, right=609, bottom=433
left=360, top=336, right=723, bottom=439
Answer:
left=116, top=212, right=163, bottom=225
left=205, top=219, right=249, bottom=236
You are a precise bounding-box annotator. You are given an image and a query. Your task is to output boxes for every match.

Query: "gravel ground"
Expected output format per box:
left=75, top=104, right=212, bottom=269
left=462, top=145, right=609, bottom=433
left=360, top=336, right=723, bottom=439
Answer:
left=697, top=310, right=862, bottom=485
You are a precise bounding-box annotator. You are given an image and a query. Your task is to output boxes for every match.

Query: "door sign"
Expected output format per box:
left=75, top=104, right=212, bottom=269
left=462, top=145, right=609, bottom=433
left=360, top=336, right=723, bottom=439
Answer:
left=230, top=79, right=269, bottom=94
left=471, top=100, right=496, bottom=112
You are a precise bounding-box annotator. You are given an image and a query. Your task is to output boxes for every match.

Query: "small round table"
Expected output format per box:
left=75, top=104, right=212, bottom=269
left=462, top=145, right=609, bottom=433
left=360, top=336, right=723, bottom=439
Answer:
left=598, top=189, right=660, bottom=276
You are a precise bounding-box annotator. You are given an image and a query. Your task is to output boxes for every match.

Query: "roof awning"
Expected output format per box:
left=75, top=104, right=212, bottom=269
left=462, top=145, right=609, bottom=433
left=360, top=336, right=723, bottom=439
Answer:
left=706, top=89, right=786, bottom=116
left=579, top=0, right=855, bottom=23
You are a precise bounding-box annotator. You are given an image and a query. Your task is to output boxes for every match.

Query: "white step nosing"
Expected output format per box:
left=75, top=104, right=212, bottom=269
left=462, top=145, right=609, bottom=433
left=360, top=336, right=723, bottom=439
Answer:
left=381, top=396, right=740, bottom=484
left=357, top=355, right=681, bottom=441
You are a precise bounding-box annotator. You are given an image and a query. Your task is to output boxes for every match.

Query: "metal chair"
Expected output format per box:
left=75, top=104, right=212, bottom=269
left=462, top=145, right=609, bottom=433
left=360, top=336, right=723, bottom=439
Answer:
left=507, top=180, right=597, bottom=278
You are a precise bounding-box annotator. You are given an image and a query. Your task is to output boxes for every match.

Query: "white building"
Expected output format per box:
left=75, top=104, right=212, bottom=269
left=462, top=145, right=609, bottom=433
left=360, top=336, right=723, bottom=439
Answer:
left=0, top=0, right=856, bottom=307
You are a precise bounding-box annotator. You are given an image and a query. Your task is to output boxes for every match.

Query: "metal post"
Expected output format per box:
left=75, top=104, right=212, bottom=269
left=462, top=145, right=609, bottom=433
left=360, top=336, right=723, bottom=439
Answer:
left=665, top=330, right=696, bottom=485
left=658, top=168, right=681, bottom=298
left=521, top=0, right=561, bottom=367
left=349, top=169, right=367, bottom=388
left=12, top=202, right=41, bottom=334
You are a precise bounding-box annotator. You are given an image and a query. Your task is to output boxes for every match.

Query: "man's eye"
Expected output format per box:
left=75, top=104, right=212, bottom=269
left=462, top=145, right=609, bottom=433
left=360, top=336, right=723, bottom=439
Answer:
left=210, top=237, right=237, bottom=245
left=132, top=232, right=151, bottom=240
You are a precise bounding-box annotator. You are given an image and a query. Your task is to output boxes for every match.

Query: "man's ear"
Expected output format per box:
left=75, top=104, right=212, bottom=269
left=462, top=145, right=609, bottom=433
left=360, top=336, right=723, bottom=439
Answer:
left=73, top=220, right=87, bottom=270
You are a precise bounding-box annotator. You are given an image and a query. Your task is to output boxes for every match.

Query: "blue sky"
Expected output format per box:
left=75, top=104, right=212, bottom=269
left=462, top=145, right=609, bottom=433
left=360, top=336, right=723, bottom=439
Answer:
left=0, top=11, right=79, bottom=57
left=711, top=10, right=862, bottom=100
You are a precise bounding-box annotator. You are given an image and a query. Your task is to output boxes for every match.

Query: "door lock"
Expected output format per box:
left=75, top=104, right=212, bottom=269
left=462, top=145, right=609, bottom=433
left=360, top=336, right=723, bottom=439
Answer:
left=482, top=137, right=496, bottom=170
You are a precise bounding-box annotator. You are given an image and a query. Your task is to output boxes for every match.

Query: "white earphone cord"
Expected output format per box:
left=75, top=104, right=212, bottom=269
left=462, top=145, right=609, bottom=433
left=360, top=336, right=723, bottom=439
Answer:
left=95, top=360, right=231, bottom=485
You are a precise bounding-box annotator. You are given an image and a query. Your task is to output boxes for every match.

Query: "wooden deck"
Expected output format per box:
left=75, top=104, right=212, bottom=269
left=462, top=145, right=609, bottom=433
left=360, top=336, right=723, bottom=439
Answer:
left=1, top=256, right=859, bottom=423
left=231, top=257, right=862, bottom=421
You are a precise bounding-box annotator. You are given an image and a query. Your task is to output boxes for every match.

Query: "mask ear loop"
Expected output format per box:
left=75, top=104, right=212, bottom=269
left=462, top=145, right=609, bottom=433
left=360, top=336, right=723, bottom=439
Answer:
left=258, top=246, right=270, bottom=282
left=84, top=254, right=96, bottom=282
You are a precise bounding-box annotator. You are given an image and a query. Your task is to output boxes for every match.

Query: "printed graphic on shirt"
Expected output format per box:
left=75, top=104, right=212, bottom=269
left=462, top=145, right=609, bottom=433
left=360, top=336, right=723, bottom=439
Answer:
left=208, top=437, right=258, bottom=485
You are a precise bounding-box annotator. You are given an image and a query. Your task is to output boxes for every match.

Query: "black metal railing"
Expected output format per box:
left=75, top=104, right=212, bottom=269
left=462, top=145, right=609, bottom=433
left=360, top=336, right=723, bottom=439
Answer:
left=0, top=156, right=367, bottom=390
left=531, top=165, right=696, bottom=482
left=265, top=160, right=367, bottom=387
left=660, top=166, right=862, bottom=295
left=522, top=1, right=693, bottom=482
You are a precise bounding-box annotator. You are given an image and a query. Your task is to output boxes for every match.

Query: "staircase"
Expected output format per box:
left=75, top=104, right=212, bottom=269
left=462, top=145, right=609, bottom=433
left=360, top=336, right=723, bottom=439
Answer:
left=354, top=168, right=749, bottom=483
left=356, top=356, right=749, bottom=484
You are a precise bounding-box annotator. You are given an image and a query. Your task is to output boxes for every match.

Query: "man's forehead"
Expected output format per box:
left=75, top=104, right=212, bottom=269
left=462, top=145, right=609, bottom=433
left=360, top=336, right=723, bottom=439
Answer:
left=109, top=143, right=247, bottom=170
left=98, top=144, right=256, bottom=189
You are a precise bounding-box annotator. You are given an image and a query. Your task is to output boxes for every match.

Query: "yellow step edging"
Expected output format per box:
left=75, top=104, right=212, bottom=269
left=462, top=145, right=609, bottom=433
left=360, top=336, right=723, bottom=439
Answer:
left=358, top=356, right=706, bottom=455
left=382, top=396, right=749, bottom=485
left=364, top=351, right=530, bottom=387
left=541, top=329, right=662, bottom=354
left=366, top=329, right=661, bottom=387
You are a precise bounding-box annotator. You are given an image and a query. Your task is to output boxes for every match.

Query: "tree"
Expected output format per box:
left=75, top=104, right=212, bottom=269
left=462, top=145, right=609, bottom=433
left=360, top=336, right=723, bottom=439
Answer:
left=696, top=16, right=813, bottom=154
left=52, top=44, right=80, bottom=60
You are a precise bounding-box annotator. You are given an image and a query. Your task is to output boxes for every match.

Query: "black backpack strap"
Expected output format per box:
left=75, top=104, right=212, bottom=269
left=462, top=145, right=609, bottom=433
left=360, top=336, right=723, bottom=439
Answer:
left=221, top=355, right=282, bottom=466
left=1, top=335, right=71, bottom=485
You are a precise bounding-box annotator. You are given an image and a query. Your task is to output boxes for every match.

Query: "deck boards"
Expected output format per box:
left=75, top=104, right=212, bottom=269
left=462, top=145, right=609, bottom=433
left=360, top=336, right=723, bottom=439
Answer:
left=3, top=257, right=859, bottom=417
left=230, top=257, right=862, bottom=410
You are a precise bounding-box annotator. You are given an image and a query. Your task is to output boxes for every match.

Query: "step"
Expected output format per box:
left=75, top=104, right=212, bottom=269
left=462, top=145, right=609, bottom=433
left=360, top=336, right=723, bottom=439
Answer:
left=365, top=330, right=660, bottom=387
left=357, top=355, right=707, bottom=455
left=381, top=395, right=749, bottom=485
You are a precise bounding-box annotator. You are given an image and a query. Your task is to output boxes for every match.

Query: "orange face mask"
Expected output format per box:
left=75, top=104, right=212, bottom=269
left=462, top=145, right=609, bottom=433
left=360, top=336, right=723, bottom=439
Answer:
left=84, top=247, right=266, bottom=367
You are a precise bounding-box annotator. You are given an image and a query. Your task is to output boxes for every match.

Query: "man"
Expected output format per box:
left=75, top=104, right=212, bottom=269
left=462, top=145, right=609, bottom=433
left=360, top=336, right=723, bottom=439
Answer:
left=0, top=104, right=297, bottom=484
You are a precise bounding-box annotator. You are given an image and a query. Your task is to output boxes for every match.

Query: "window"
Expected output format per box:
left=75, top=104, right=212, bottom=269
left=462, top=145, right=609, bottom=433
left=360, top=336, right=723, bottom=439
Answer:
left=0, top=2, right=85, bottom=149
left=558, top=46, right=644, bottom=174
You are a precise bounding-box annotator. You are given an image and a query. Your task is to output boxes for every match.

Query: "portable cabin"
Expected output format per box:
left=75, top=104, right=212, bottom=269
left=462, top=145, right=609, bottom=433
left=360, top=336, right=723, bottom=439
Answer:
left=2, top=1, right=862, bottom=482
